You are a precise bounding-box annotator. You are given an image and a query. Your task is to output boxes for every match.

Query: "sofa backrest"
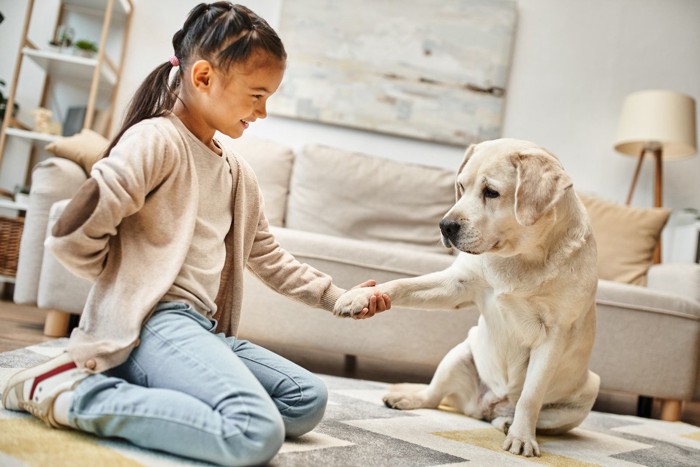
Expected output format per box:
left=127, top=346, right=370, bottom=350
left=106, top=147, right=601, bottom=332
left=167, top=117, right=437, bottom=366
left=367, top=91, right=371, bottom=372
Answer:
left=218, top=133, right=294, bottom=227
left=286, top=144, right=455, bottom=254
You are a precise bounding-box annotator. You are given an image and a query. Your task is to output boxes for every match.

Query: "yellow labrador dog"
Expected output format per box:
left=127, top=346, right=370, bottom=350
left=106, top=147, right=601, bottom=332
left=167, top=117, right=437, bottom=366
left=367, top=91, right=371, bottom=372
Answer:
left=334, top=138, right=600, bottom=457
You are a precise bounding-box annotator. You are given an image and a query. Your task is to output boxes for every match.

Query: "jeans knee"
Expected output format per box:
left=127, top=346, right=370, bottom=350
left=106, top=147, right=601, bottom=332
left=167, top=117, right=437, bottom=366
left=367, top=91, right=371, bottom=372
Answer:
left=218, top=411, right=285, bottom=466
left=284, top=377, right=328, bottom=438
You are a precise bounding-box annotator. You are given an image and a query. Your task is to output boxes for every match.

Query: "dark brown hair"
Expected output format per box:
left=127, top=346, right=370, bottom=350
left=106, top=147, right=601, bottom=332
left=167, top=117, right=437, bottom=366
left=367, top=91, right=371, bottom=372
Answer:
left=103, top=2, right=286, bottom=155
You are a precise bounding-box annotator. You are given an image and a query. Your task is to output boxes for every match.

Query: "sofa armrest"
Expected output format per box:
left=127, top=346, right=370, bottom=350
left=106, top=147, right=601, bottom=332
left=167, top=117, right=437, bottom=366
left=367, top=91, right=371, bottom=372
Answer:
left=593, top=279, right=700, bottom=400
left=36, top=199, right=92, bottom=314
left=647, top=263, right=700, bottom=303
left=14, top=157, right=87, bottom=305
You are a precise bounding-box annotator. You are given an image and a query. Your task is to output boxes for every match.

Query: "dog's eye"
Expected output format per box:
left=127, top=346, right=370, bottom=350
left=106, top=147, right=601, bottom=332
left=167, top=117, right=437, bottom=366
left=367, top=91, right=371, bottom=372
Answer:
left=483, top=187, right=500, bottom=199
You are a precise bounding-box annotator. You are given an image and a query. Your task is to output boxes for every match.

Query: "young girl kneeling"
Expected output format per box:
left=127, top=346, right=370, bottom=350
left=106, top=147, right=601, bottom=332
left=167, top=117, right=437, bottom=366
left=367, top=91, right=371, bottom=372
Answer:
left=2, top=3, right=389, bottom=465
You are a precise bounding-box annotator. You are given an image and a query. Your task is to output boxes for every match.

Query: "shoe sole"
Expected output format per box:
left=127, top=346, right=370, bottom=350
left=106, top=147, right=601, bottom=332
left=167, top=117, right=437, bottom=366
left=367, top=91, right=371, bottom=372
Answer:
left=1, top=353, right=75, bottom=411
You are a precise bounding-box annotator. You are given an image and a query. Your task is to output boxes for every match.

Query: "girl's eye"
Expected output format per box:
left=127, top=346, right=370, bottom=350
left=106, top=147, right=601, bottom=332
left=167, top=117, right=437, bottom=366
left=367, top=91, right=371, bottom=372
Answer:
left=252, top=95, right=262, bottom=100
left=483, top=187, right=500, bottom=199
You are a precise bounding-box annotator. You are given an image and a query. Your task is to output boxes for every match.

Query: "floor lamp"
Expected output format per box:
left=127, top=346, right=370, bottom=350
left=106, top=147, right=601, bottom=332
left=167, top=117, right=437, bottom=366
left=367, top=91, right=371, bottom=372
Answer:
left=614, top=90, right=697, bottom=421
left=613, top=89, right=697, bottom=263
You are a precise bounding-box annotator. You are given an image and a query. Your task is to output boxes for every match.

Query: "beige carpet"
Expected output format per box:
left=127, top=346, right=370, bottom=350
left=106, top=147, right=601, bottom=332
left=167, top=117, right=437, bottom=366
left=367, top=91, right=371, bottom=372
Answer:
left=1, top=339, right=699, bottom=466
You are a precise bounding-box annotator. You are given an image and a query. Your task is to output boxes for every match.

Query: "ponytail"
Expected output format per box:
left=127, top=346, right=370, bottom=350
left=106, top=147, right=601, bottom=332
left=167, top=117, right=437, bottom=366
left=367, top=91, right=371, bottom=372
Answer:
left=102, top=61, right=180, bottom=156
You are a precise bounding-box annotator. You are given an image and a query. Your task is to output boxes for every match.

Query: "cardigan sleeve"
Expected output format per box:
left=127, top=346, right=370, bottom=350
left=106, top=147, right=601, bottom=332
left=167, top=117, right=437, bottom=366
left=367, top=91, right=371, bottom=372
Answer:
left=45, top=123, right=173, bottom=281
left=245, top=193, right=346, bottom=312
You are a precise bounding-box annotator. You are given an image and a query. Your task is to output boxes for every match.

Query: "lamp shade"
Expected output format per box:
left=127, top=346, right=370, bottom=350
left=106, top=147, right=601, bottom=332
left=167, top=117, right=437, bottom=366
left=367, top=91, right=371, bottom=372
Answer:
left=614, top=90, right=697, bottom=160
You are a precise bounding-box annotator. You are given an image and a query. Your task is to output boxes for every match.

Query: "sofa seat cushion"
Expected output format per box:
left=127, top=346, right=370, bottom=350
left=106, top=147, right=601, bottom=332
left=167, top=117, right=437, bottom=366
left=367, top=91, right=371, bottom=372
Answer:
left=579, top=193, right=671, bottom=285
left=286, top=144, right=455, bottom=254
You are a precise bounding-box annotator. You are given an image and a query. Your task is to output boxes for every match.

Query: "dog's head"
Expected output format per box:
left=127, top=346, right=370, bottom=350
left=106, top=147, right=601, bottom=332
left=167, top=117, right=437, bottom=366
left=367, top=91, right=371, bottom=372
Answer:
left=440, top=138, right=573, bottom=256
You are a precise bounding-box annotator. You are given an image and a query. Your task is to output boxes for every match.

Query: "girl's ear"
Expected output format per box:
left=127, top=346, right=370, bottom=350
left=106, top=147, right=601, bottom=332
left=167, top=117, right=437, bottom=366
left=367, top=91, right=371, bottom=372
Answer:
left=190, top=59, right=213, bottom=91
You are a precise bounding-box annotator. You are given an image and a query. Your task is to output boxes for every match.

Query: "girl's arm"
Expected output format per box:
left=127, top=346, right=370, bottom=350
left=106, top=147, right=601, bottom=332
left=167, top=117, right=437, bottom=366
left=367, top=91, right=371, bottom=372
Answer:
left=45, top=124, right=172, bottom=281
left=246, top=209, right=345, bottom=312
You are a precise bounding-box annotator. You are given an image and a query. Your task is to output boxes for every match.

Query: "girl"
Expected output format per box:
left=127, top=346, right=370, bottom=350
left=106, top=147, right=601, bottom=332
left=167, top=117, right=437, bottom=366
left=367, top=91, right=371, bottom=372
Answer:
left=2, top=3, right=390, bottom=465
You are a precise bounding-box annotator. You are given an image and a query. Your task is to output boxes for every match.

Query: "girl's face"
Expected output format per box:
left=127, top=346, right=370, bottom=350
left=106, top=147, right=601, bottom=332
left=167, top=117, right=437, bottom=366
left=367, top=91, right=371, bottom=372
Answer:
left=203, top=56, right=285, bottom=139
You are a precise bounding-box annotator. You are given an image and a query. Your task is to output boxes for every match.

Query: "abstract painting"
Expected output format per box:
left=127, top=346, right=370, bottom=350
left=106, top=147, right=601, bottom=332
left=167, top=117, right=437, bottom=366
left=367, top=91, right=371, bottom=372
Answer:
left=269, top=0, right=517, bottom=146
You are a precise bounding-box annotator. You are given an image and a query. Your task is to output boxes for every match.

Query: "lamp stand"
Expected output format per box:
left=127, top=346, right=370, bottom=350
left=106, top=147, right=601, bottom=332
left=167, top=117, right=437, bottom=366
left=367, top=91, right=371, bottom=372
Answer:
left=625, top=148, right=663, bottom=263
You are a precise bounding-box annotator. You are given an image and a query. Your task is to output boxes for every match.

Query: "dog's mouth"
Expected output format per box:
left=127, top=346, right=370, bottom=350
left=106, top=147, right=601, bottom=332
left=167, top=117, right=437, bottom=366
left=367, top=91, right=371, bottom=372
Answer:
left=449, top=239, right=500, bottom=255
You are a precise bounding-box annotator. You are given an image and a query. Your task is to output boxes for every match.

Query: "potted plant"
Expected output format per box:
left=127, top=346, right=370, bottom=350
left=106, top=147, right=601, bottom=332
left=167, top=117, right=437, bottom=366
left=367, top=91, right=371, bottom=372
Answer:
left=73, top=39, right=98, bottom=58
left=0, top=79, right=19, bottom=124
left=49, top=25, right=74, bottom=52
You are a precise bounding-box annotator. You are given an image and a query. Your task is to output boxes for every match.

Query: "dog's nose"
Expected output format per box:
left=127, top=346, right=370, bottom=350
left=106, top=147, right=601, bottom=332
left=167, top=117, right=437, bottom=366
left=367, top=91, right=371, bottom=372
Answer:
left=439, top=219, right=461, bottom=239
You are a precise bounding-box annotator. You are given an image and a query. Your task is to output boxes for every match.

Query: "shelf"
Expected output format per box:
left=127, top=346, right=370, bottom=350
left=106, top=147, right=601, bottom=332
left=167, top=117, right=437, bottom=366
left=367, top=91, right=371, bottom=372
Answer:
left=0, top=0, right=132, bottom=197
left=0, top=275, right=16, bottom=284
left=4, top=128, right=60, bottom=145
left=22, top=48, right=117, bottom=86
left=0, top=198, right=29, bottom=212
left=64, top=0, right=132, bottom=18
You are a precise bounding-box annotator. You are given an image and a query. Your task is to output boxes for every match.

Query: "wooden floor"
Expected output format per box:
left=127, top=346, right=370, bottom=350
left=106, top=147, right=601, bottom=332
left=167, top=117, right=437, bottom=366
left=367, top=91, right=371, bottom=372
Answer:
left=1, top=284, right=699, bottom=426
left=0, top=290, right=55, bottom=353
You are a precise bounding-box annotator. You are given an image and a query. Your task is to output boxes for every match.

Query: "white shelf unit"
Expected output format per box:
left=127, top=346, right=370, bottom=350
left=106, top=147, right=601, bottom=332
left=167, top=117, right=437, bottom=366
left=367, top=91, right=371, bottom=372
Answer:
left=0, top=0, right=133, bottom=188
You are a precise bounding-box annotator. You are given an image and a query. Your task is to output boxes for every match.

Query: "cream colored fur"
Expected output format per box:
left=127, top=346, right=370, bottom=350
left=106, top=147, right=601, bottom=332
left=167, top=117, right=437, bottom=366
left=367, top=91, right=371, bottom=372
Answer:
left=334, top=138, right=600, bottom=457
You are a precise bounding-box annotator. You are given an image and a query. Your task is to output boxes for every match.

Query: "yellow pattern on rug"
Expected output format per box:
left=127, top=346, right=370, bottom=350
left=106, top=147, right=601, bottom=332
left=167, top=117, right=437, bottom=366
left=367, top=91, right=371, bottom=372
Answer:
left=684, top=430, right=700, bottom=441
left=0, top=418, right=142, bottom=467
left=433, top=428, right=599, bottom=467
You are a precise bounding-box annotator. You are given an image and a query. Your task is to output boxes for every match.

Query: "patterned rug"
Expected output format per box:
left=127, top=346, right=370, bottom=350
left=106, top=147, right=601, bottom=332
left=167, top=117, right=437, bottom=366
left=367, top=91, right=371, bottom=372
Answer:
left=1, top=340, right=699, bottom=466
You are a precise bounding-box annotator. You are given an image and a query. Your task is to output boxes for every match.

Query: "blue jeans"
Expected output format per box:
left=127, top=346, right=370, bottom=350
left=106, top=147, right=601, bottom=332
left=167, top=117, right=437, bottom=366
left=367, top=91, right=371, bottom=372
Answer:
left=66, top=302, right=328, bottom=466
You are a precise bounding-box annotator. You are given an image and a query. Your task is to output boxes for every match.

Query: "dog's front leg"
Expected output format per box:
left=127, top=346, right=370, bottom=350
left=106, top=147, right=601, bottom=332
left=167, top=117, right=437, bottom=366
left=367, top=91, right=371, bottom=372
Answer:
left=334, top=264, right=477, bottom=317
left=503, top=329, right=567, bottom=457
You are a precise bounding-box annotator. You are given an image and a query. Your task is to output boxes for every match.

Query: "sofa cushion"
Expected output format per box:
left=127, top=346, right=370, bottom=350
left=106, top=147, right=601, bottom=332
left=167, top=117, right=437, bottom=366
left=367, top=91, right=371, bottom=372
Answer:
left=217, top=134, right=294, bottom=227
left=579, top=193, right=671, bottom=286
left=44, top=129, right=109, bottom=175
left=286, top=144, right=454, bottom=254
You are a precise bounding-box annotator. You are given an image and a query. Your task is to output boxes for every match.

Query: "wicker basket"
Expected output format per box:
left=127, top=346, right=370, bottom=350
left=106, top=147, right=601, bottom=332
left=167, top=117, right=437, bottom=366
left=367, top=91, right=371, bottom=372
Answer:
left=0, top=215, right=24, bottom=277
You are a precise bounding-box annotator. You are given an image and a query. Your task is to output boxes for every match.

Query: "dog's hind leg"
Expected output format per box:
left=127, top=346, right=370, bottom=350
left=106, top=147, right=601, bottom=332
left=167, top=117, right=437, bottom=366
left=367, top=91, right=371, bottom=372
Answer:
left=383, top=339, right=483, bottom=415
left=536, top=371, right=600, bottom=435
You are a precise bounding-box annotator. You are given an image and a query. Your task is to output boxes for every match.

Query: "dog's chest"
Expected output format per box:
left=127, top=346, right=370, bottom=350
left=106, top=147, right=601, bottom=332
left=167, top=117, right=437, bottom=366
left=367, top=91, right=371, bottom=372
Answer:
left=479, top=282, right=550, bottom=349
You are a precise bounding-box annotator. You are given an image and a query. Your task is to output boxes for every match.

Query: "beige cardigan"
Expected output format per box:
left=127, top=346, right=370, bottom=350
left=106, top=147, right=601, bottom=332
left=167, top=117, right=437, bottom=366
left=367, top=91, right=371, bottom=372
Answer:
left=46, top=115, right=345, bottom=372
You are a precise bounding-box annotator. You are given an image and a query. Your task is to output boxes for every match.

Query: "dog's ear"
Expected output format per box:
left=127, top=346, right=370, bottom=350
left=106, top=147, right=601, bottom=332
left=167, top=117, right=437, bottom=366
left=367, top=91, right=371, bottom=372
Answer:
left=455, top=144, right=476, bottom=201
left=513, top=150, right=573, bottom=226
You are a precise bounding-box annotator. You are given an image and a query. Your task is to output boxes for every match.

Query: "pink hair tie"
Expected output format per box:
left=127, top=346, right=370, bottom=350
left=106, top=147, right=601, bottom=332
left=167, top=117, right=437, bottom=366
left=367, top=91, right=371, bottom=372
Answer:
left=169, top=55, right=180, bottom=67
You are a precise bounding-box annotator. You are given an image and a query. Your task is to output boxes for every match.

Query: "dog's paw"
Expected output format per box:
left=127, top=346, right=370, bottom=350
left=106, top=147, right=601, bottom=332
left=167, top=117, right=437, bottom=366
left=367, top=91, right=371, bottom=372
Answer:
left=383, top=392, right=425, bottom=410
left=333, top=288, right=377, bottom=318
left=383, top=383, right=429, bottom=410
left=502, top=430, right=540, bottom=457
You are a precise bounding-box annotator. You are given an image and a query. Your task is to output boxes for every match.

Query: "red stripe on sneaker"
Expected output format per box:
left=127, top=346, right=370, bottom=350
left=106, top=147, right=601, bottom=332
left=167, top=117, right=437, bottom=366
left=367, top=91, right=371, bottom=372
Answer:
left=29, top=362, right=78, bottom=401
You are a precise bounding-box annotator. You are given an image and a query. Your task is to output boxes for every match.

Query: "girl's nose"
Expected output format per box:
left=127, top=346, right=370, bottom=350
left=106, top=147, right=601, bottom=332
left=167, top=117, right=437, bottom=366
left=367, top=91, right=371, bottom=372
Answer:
left=256, top=101, right=267, bottom=119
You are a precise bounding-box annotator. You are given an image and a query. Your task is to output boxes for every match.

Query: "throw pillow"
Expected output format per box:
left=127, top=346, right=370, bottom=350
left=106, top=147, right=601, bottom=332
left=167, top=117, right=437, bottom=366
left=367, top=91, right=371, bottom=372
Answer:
left=286, top=144, right=455, bottom=254
left=45, top=129, right=109, bottom=175
left=578, top=193, right=671, bottom=286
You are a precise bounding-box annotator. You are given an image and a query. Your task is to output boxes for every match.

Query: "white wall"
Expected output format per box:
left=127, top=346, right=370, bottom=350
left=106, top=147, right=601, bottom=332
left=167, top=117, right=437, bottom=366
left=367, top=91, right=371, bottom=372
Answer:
left=2, top=0, right=699, bottom=256
left=112, top=0, right=700, bottom=204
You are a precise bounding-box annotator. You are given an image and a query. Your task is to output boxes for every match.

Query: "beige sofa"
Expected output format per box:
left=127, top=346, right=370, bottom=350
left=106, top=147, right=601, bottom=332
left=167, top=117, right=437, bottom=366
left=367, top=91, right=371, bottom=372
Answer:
left=13, top=134, right=700, bottom=421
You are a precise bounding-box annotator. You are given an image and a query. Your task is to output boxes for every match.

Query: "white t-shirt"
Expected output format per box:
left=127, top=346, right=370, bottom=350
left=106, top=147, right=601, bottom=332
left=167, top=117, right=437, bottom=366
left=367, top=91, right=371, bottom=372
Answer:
left=162, top=141, right=234, bottom=317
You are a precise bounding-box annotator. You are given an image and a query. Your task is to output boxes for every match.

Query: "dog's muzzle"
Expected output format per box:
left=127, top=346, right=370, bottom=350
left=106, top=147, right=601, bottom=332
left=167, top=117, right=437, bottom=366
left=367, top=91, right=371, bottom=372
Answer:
left=439, top=219, right=460, bottom=247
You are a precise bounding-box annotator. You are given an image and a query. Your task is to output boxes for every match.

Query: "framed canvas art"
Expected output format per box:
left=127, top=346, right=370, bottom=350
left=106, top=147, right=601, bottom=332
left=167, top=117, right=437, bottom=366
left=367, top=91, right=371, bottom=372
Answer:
left=269, top=0, right=517, bottom=146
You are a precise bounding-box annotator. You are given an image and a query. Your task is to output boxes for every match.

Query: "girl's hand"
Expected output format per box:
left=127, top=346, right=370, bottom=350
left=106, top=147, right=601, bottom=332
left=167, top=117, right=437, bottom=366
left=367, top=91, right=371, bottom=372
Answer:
left=335, top=280, right=392, bottom=320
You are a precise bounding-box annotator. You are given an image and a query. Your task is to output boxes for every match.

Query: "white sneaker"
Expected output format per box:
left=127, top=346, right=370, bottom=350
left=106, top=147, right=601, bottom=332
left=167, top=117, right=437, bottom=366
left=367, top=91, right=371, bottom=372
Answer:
left=2, top=352, right=87, bottom=428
